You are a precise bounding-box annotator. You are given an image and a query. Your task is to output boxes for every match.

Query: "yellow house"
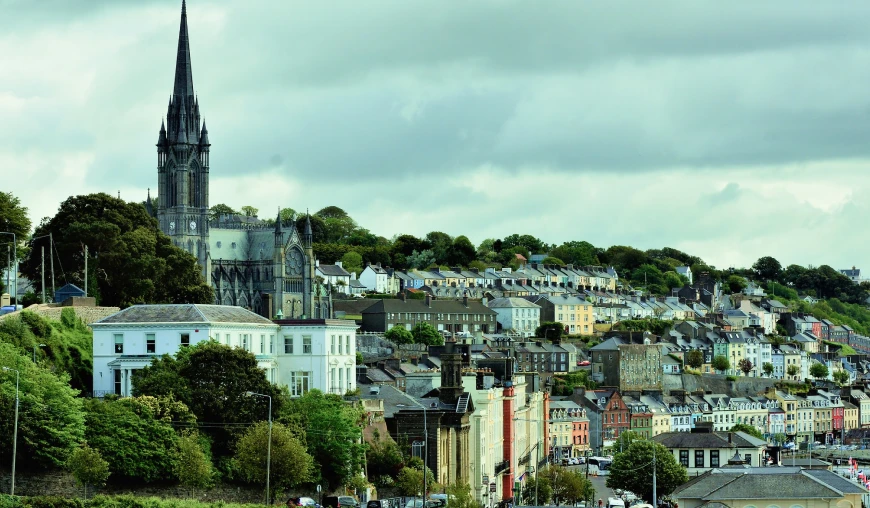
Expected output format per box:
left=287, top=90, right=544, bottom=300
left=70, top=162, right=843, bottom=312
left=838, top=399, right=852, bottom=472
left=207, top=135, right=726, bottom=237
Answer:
left=845, top=401, right=859, bottom=432
left=807, top=393, right=833, bottom=436
left=672, top=467, right=867, bottom=508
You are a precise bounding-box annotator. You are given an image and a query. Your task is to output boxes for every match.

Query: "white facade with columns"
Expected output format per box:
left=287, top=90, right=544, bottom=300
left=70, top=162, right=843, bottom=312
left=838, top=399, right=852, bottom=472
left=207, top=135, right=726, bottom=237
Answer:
left=92, top=304, right=356, bottom=397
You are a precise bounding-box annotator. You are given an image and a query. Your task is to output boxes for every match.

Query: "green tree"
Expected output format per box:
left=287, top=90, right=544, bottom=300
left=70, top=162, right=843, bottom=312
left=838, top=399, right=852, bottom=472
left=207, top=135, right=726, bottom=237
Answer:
left=729, top=423, right=763, bottom=440
left=763, top=362, right=774, bottom=376
left=685, top=350, right=704, bottom=369
left=833, top=369, right=850, bottom=386
left=787, top=364, right=800, bottom=379
left=0, top=191, right=31, bottom=276
left=236, top=421, right=313, bottom=494
left=282, top=390, right=365, bottom=490
left=519, top=474, right=553, bottom=505
left=810, top=362, right=829, bottom=380
left=544, top=466, right=593, bottom=505
left=21, top=193, right=213, bottom=307
left=67, top=443, right=110, bottom=498
left=396, top=465, right=434, bottom=496
left=241, top=205, right=259, bottom=217
left=341, top=251, right=364, bottom=275
left=83, top=397, right=178, bottom=482
left=753, top=256, right=783, bottom=282
left=385, top=324, right=414, bottom=345
left=407, top=249, right=436, bottom=270
left=712, top=355, right=730, bottom=373
left=536, top=322, right=565, bottom=341
left=501, top=234, right=546, bottom=254
left=448, top=236, right=476, bottom=267
left=612, top=430, right=645, bottom=453
left=412, top=322, right=444, bottom=346
left=316, top=206, right=350, bottom=219
left=607, top=441, right=687, bottom=504
left=445, top=482, right=482, bottom=508
left=366, top=434, right=405, bottom=487
left=175, top=431, right=215, bottom=491
left=663, top=271, right=687, bottom=290
left=425, top=232, right=454, bottom=265
left=726, top=275, right=748, bottom=294
left=208, top=203, right=238, bottom=221
left=0, top=343, right=85, bottom=470
left=132, top=341, right=283, bottom=459
left=737, top=358, right=753, bottom=376
left=542, top=257, right=566, bottom=266
left=549, top=241, right=600, bottom=266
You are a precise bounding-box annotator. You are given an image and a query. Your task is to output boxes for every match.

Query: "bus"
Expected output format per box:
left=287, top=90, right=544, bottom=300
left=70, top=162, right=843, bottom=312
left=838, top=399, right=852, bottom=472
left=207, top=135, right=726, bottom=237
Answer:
left=587, top=457, right=612, bottom=476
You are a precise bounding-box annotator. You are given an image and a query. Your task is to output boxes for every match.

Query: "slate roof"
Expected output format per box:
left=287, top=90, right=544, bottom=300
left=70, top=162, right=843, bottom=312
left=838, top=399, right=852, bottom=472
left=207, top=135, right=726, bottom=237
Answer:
left=487, top=297, right=541, bottom=309
left=317, top=264, right=351, bottom=277
left=674, top=467, right=866, bottom=501
left=94, top=304, right=275, bottom=325
left=652, top=431, right=766, bottom=449
left=362, top=299, right=496, bottom=315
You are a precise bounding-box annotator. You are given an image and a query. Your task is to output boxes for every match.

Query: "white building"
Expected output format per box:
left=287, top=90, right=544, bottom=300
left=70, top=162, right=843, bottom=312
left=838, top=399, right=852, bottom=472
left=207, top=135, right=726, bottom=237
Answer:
left=92, top=304, right=356, bottom=397
left=359, top=264, right=389, bottom=293
left=487, top=297, right=541, bottom=337
left=315, top=261, right=352, bottom=294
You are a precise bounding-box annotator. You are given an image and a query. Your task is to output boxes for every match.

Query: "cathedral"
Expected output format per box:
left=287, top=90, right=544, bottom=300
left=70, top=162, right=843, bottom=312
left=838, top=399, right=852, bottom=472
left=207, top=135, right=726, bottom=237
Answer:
left=152, top=1, right=331, bottom=319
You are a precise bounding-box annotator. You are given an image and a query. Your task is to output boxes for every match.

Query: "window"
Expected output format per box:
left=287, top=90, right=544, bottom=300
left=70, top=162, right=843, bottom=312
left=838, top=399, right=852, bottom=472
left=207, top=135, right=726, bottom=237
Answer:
left=290, top=372, right=310, bottom=397
left=114, top=334, right=124, bottom=353
left=330, top=368, right=336, bottom=392
left=241, top=334, right=248, bottom=351
left=679, top=450, right=689, bottom=467
left=711, top=450, right=720, bottom=467
left=339, top=335, right=344, bottom=355
left=260, top=334, right=266, bottom=355
left=114, top=369, right=122, bottom=395
left=412, top=440, right=425, bottom=459
left=225, top=333, right=231, bottom=345
left=694, top=450, right=705, bottom=468
left=303, top=336, right=312, bottom=354
left=339, top=368, right=344, bottom=392
left=181, top=333, right=190, bottom=348
left=346, top=336, right=351, bottom=355
left=146, top=333, right=156, bottom=354
left=270, top=335, right=275, bottom=354
left=284, top=336, right=293, bottom=354
left=331, top=335, right=336, bottom=355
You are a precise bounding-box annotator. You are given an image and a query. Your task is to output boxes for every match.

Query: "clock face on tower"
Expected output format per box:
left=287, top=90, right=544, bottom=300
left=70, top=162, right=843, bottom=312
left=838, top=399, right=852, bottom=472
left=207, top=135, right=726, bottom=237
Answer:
left=287, top=249, right=304, bottom=276
left=190, top=221, right=196, bottom=231
left=169, top=221, right=175, bottom=231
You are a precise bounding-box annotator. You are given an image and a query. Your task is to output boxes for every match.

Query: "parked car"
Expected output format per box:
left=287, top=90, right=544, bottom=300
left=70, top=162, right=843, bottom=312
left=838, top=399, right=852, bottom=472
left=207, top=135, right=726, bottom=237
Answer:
left=292, top=498, right=319, bottom=508
left=323, top=497, right=357, bottom=508
left=339, top=497, right=359, bottom=508
left=579, top=360, right=591, bottom=367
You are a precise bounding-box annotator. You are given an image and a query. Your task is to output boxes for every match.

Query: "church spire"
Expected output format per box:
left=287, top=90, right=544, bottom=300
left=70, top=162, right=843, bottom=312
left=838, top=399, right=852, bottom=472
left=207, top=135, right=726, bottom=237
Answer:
left=173, top=0, right=195, bottom=103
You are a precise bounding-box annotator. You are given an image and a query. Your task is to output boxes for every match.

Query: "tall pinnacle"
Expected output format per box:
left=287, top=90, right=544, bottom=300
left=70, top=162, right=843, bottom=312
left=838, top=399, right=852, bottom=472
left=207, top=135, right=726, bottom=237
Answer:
left=173, top=0, right=194, bottom=102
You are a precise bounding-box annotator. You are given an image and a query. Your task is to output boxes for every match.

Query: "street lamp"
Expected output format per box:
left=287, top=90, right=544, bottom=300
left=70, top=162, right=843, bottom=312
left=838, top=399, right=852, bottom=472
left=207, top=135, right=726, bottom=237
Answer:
left=0, top=232, right=17, bottom=306
left=246, top=391, right=272, bottom=505
left=32, top=344, right=46, bottom=363
left=2, top=366, right=19, bottom=496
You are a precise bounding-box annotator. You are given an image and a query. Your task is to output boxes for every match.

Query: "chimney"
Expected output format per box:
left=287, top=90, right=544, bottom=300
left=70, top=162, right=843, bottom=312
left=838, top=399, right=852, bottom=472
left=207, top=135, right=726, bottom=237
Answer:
left=425, top=293, right=432, bottom=308
left=463, top=293, right=469, bottom=308
left=336, top=261, right=343, bottom=268
left=400, top=292, right=407, bottom=302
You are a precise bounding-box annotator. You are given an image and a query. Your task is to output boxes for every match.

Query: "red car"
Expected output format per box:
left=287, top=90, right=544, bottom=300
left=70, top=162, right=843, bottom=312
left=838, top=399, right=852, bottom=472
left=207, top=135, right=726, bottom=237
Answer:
left=578, top=360, right=590, bottom=366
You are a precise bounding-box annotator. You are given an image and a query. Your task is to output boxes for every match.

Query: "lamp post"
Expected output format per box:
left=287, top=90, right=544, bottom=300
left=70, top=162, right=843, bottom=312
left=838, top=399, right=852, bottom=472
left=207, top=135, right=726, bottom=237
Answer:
left=246, top=391, right=272, bottom=505
left=3, top=366, right=19, bottom=496
left=32, top=344, right=46, bottom=363
left=0, top=232, right=17, bottom=306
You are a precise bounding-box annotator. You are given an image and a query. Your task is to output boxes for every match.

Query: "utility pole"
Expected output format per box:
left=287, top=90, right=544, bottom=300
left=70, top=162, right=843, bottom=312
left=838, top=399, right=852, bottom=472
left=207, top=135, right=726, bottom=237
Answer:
left=49, top=233, right=55, bottom=296
left=652, top=450, right=657, bottom=508
left=5, top=245, right=9, bottom=298
left=41, top=246, right=46, bottom=304
left=84, top=245, right=88, bottom=297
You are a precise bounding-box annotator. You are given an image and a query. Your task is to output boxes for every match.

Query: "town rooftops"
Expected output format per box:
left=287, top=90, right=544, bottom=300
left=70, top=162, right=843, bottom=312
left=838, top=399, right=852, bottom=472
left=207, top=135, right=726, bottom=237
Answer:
left=362, top=298, right=496, bottom=314
left=93, top=304, right=275, bottom=326
left=317, top=264, right=351, bottom=277
left=487, top=297, right=541, bottom=309
left=672, top=467, right=866, bottom=501
left=652, top=431, right=767, bottom=449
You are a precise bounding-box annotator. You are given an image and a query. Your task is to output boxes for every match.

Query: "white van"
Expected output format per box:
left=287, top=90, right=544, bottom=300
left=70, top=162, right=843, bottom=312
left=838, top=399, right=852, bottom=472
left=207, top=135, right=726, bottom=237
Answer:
left=607, top=498, right=625, bottom=508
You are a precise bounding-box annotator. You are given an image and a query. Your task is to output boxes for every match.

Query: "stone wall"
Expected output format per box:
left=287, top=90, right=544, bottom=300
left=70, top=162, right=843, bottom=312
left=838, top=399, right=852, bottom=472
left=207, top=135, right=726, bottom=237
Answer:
left=0, top=470, right=299, bottom=504
left=663, top=372, right=802, bottom=397
left=0, top=303, right=119, bottom=327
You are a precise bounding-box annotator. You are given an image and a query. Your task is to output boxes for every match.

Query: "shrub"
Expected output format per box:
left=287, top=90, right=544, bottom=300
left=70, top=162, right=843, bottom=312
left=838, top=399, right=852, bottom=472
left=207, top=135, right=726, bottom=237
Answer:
left=726, top=375, right=737, bottom=381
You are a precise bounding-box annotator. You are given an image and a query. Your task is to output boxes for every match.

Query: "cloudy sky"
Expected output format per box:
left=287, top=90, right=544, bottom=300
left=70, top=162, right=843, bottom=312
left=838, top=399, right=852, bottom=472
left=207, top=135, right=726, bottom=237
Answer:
left=4, top=0, right=870, bottom=271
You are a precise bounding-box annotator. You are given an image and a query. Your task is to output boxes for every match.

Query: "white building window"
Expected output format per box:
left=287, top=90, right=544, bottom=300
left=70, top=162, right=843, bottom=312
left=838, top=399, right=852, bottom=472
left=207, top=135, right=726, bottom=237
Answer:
left=346, top=336, right=351, bottom=355
left=241, top=334, right=249, bottom=351
left=180, top=333, right=190, bottom=348
left=331, top=335, right=336, bottom=355
left=260, top=334, right=266, bottom=355
left=303, top=336, right=312, bottom=354
left=284, top=336, right=293, bottom=354
left=338, top=335, right=343, bottom=355
left=270, top=335, right=275, bottom=354
left=145, top=333, right=155, bottom=354
left=114, top=334, right=124, bottom=353
left=290, top=372, right=310, bottom=397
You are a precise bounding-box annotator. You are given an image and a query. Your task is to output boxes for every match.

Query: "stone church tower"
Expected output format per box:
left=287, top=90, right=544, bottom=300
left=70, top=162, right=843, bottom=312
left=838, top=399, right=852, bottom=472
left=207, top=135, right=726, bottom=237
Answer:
left=156, top=0, right=211, bottom=280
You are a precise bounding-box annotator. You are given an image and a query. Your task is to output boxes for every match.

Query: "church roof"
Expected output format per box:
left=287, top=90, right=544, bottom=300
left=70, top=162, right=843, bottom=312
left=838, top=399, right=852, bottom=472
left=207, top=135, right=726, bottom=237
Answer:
left=93, top=304, right=275, bottom=326
left=200, top=121, right=209, bottom=145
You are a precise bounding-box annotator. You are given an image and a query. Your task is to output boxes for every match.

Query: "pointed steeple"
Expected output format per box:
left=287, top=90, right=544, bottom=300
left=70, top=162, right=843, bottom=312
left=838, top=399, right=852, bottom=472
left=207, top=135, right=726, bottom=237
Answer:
left=274, top=208, right=283, bottom=234
left=304, top=212, right=313, bottom=246
left=158, top=119, right=167, bottom=145
left=200, top=120, right=210, bottom=145
left=146, top=188, right=154, bottom=216
left=173, top=0, right=195, bottom=102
